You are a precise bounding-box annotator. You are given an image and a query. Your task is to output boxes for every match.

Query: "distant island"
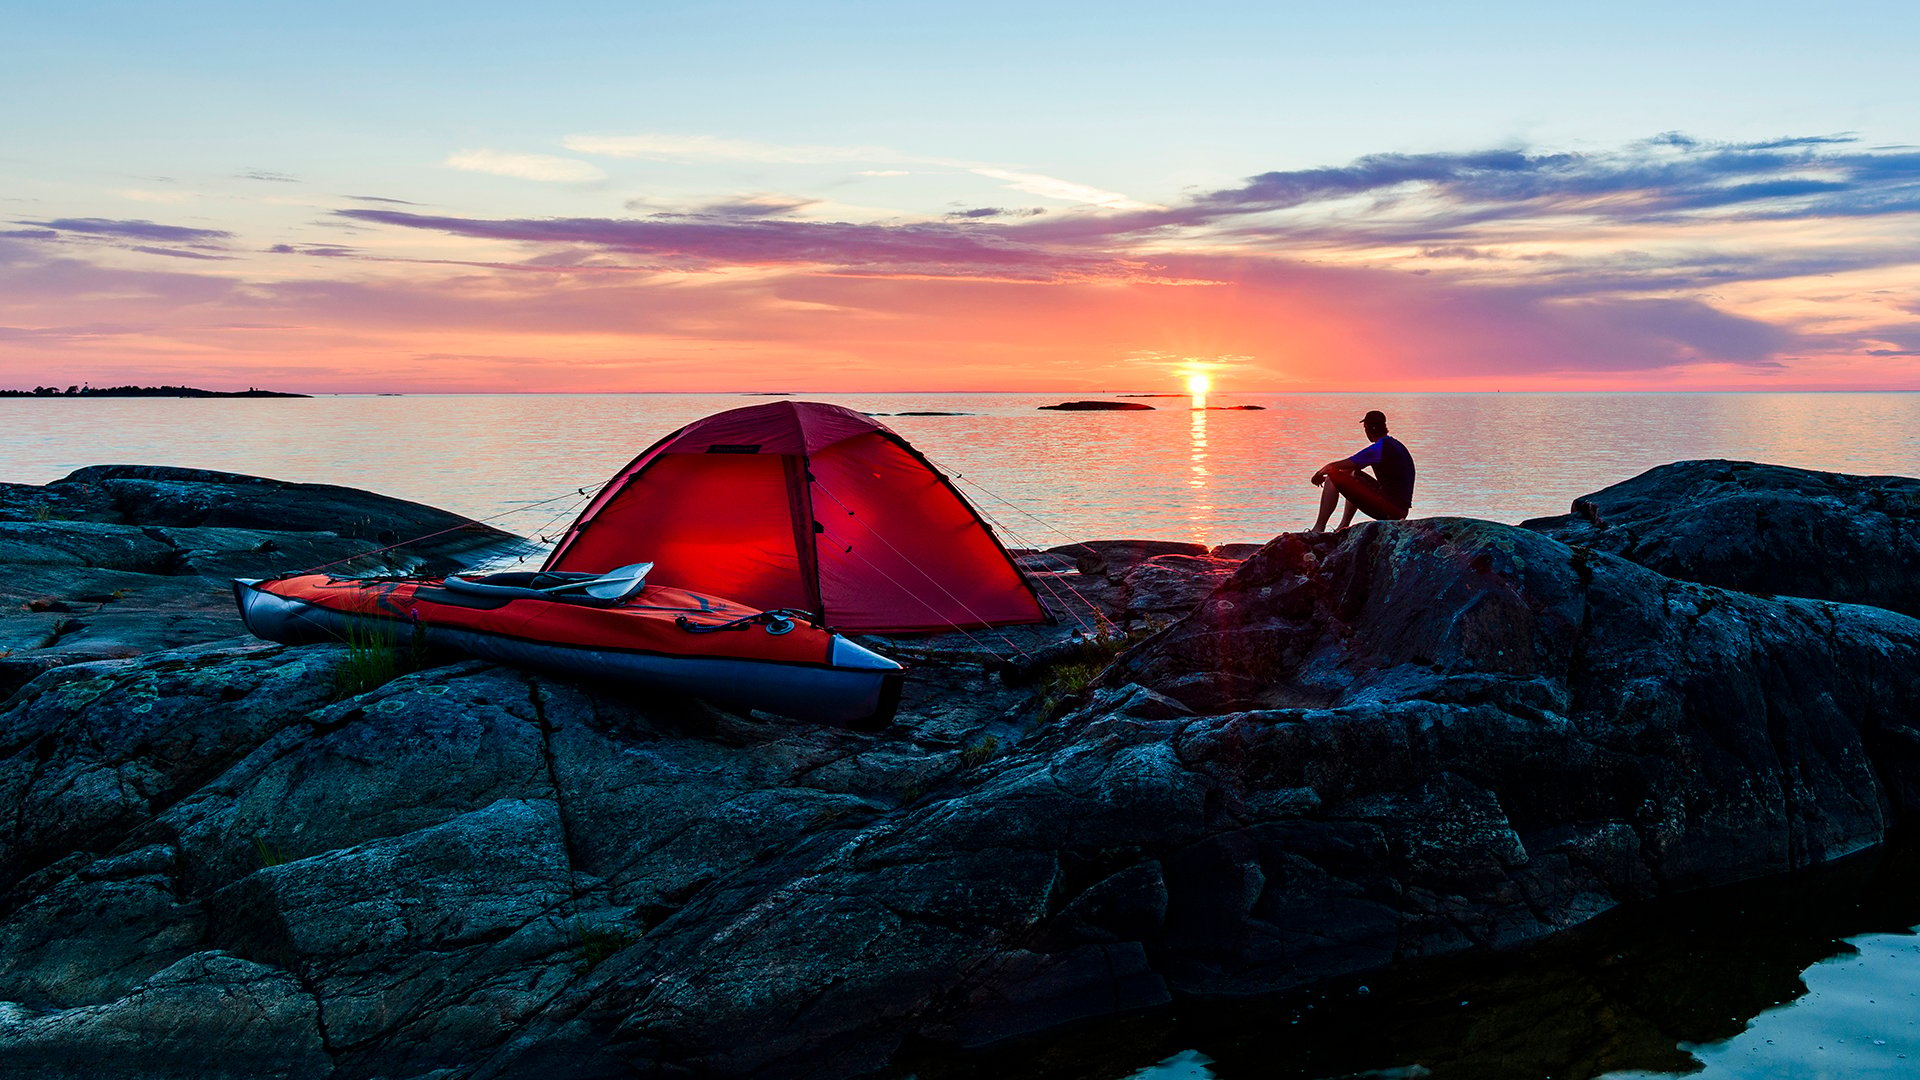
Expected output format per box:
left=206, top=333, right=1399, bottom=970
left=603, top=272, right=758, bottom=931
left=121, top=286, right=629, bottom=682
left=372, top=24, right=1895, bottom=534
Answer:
left=0, top=384, right=309, bottom=398
left=1038, top=400, right=1156, bottom=411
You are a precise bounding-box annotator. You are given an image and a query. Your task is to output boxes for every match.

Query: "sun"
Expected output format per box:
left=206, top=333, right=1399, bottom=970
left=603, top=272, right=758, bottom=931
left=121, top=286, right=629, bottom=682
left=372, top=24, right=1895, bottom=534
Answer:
left=1186, top=373, right=1211, bottom=395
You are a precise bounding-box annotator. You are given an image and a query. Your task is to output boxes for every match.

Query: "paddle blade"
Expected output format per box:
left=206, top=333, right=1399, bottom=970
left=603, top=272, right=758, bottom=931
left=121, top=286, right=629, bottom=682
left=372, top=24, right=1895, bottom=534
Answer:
left=583, top=561, right=654, bottom=600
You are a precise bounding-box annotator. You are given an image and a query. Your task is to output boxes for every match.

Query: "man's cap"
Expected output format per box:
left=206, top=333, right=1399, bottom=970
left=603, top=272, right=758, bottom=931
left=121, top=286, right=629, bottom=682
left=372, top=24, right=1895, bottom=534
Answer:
left=1361, top=409, right=1387, bottom=426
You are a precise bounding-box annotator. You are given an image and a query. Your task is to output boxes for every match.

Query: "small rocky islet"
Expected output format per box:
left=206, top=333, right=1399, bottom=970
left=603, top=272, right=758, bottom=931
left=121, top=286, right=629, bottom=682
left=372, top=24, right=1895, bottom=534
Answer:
left=0, top=461, right=1917, bottom=1078
left=0, top=384, right=309, bottom=398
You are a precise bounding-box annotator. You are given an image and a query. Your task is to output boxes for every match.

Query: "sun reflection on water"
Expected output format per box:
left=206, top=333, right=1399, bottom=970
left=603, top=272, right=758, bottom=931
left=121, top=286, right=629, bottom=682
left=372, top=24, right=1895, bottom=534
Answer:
left=1186, top=403, right=1213, bottom=540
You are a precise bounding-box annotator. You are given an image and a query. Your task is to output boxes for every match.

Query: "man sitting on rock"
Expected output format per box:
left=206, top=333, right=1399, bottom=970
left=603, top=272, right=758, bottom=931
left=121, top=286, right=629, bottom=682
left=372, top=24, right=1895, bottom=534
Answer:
left=1310, top=409, right=1416, bottom=532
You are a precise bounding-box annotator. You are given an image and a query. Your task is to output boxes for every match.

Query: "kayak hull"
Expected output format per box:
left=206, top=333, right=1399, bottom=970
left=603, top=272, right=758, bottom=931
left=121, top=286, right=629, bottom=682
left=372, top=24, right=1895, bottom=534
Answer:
left=233, top=576, right=904, bottom=728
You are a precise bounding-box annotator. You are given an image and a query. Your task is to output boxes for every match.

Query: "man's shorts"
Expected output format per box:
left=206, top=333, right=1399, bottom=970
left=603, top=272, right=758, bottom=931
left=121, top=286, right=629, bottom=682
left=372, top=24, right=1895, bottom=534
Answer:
left=1330, top=470, right=1409, bottom=521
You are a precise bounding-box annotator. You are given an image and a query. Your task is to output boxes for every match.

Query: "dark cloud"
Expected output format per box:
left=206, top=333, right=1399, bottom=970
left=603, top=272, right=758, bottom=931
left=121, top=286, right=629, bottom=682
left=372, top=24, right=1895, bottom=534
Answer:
left=19, top=217, right=234, bottom=244
left=334, top=208, right=1145, bottom=281
left=268, top=243, right=359, bottom=257
left=0, top=246, right=246, bottom=307
left=946, top=207, right=1045, bottom=220
left=238, top=170, right=299, bottom=183
left=1201, top=149, right=1568, bottom=213
left=1007, top=135, right=1920, bottom=247
left=13, top=132, right=1913, bottom=385
left=1735, top=134, right=1861, bottom=150
left=329, top=133, right=1920, bottom=304
left=689, top=194, right=824, bottom=219
left=131, top=246, right=235, bottom=261
left=345, top=195, right=422, bottom=205
left=1419, top=245, right=1494, bottom=260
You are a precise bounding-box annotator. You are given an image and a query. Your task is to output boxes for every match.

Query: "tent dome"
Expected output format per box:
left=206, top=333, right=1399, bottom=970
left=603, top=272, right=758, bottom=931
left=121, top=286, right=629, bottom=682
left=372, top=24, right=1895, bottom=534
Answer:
left=543, top=401, right=1046, bottom=633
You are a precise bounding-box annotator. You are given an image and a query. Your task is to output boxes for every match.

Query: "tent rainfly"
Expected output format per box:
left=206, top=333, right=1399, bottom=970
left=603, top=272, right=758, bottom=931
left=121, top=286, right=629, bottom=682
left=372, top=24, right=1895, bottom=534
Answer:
left=542, top=401, right=1048, bottom=633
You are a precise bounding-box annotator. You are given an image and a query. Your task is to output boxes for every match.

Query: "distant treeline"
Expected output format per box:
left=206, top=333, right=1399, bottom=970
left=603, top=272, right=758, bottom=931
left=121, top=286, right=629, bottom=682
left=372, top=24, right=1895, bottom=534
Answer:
left=0, top=384, right=309, bottom=398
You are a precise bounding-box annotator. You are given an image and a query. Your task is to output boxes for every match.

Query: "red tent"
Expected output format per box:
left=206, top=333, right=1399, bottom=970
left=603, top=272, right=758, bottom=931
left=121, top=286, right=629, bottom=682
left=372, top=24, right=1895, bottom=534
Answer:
left=542, top=401, right=1047, bottom=633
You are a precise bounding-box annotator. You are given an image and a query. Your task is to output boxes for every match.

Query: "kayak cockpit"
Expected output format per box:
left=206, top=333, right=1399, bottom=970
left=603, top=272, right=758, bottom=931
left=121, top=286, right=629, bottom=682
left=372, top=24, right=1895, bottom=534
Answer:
left=442, top=561, right=654, bottom=605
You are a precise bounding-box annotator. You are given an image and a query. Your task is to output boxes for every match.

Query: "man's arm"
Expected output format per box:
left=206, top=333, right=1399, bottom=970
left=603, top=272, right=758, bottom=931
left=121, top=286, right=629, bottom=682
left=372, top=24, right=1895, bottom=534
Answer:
left=1311, top=458, right=1357, bottom=485
left=1316, top=438, right=1382, bottom=484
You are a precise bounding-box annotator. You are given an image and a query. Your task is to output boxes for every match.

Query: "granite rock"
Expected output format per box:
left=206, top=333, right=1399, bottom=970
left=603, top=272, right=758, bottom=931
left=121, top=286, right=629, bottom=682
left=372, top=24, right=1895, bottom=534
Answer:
left=1523, top=459, right=1920, bottom=617
left=0, top=467, right=529, bottom=698
left=2, top=465, right=1918, bottom=1079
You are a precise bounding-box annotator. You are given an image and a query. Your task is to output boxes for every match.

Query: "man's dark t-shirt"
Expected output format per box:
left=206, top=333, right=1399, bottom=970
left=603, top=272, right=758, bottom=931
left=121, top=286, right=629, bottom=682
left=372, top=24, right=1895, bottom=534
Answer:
left=1349, top=435, right=1416, bottom=509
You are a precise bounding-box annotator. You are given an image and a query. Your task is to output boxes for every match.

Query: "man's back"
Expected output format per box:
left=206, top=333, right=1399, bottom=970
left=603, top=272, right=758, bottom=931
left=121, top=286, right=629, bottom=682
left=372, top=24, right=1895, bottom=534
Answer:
left=1356, top=435, right=1416, bottom=510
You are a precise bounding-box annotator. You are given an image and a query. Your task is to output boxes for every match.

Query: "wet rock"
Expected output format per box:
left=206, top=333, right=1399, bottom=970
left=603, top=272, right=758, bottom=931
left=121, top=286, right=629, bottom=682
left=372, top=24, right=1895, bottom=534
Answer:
left=1523, top=459, right=1920, bottom=617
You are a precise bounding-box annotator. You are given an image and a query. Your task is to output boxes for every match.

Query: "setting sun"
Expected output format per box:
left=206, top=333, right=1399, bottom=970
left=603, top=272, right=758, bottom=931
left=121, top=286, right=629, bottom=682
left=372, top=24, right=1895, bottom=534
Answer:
left=1186, top=373, right=1211, bottom=395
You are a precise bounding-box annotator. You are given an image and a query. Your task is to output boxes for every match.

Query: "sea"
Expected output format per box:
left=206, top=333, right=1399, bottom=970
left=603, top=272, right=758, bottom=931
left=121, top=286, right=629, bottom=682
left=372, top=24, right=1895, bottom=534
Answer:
left=2, top=391, right=1917, bottom=551
left=3, top=389, right=1919, bottom=1080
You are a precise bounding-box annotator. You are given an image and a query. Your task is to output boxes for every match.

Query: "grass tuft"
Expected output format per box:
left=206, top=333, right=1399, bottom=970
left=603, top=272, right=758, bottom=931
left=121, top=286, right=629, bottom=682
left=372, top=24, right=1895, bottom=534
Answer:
left=252, top=833, right=288, bottom=868
left=574, top=924, right=641, bottom=972
left=331, top=618, right=429, bottom=701
left=1034, top=630, right=1150, bottom=716
left=958, top=735, right=1000, bottom=769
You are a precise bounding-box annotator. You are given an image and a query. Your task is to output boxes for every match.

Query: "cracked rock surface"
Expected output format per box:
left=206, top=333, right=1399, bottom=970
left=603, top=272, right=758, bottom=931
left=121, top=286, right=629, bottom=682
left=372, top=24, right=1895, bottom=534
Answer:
left=0, top=463, right=1917, bottom=1078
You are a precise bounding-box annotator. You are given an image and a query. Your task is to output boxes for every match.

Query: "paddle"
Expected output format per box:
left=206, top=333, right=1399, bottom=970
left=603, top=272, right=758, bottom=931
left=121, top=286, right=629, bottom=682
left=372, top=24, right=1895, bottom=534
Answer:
left=541, top=561, right=654, bottom=601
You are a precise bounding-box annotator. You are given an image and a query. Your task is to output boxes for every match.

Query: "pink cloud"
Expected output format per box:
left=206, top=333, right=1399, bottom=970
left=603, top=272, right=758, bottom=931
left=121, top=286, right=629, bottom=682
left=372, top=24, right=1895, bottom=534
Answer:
left=4, top=134, right=1919, bottom=391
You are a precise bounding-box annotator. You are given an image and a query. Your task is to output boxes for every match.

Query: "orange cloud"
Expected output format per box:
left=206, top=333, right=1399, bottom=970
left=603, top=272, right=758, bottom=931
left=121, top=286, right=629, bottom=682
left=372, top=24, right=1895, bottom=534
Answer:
left=6, top=133, right=1920, bottom=392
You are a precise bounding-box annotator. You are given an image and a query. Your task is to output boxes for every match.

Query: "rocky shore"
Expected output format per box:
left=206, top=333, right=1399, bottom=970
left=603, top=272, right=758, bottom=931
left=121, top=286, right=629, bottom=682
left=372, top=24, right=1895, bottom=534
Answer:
left=0, top=461, right=1916, bottom=1078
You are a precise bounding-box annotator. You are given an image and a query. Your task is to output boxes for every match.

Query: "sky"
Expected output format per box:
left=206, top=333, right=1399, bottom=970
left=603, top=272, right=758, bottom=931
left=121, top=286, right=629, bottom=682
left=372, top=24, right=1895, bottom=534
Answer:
left=4, top=0, right=1919, bottom=393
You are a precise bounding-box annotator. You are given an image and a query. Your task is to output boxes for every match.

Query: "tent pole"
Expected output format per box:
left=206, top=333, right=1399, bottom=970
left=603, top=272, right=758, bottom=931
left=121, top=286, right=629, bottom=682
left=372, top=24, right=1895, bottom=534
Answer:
left=783, top=454, right=826, bottom=623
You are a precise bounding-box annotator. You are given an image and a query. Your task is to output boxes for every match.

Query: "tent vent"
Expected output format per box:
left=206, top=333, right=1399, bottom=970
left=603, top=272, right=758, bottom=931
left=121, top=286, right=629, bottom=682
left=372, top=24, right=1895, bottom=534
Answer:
left=706, top=444, right=761, bottom=454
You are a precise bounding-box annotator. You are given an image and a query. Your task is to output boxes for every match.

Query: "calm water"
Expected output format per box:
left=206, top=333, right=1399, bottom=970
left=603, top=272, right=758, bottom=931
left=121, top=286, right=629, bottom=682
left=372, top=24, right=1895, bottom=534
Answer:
left=2, top=392, right=1916, bottom=548
left=917, top=840, right=1920, bottom=1080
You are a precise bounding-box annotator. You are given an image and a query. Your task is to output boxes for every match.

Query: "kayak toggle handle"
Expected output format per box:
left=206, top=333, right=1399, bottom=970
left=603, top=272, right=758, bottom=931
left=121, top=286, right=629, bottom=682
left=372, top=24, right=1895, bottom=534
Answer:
left=676, top=609, right=807, bottom=636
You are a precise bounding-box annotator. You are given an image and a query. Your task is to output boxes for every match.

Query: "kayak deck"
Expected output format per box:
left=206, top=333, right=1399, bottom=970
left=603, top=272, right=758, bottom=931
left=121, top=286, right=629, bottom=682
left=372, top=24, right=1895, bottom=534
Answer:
left=234, top=574, right=904, bottom=727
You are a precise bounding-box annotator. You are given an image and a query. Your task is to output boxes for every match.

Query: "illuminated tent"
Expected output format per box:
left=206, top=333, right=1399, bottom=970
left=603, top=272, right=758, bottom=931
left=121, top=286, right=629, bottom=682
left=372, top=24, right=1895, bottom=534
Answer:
left=542, top=401, right=1047, bottom=633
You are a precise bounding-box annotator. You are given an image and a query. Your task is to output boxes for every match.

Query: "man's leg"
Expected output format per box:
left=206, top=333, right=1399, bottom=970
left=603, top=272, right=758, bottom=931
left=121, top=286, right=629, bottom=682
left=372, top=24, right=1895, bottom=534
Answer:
left=1337, top=495, right=1358, bottom=530
left=1326, top=470, right=1404, bottom=523
left=1312, top=475, right=1341, bottom=532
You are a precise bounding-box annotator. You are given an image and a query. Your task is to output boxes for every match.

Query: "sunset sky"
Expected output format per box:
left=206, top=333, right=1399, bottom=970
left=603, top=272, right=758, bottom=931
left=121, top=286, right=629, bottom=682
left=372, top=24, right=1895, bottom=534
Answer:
left=5, top=1, right=1919, bottom=393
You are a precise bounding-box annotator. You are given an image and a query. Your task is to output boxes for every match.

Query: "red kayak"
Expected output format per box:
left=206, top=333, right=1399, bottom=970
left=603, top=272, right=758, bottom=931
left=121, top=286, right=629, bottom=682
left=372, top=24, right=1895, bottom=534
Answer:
left=233, top=570, right=904, bottom=727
